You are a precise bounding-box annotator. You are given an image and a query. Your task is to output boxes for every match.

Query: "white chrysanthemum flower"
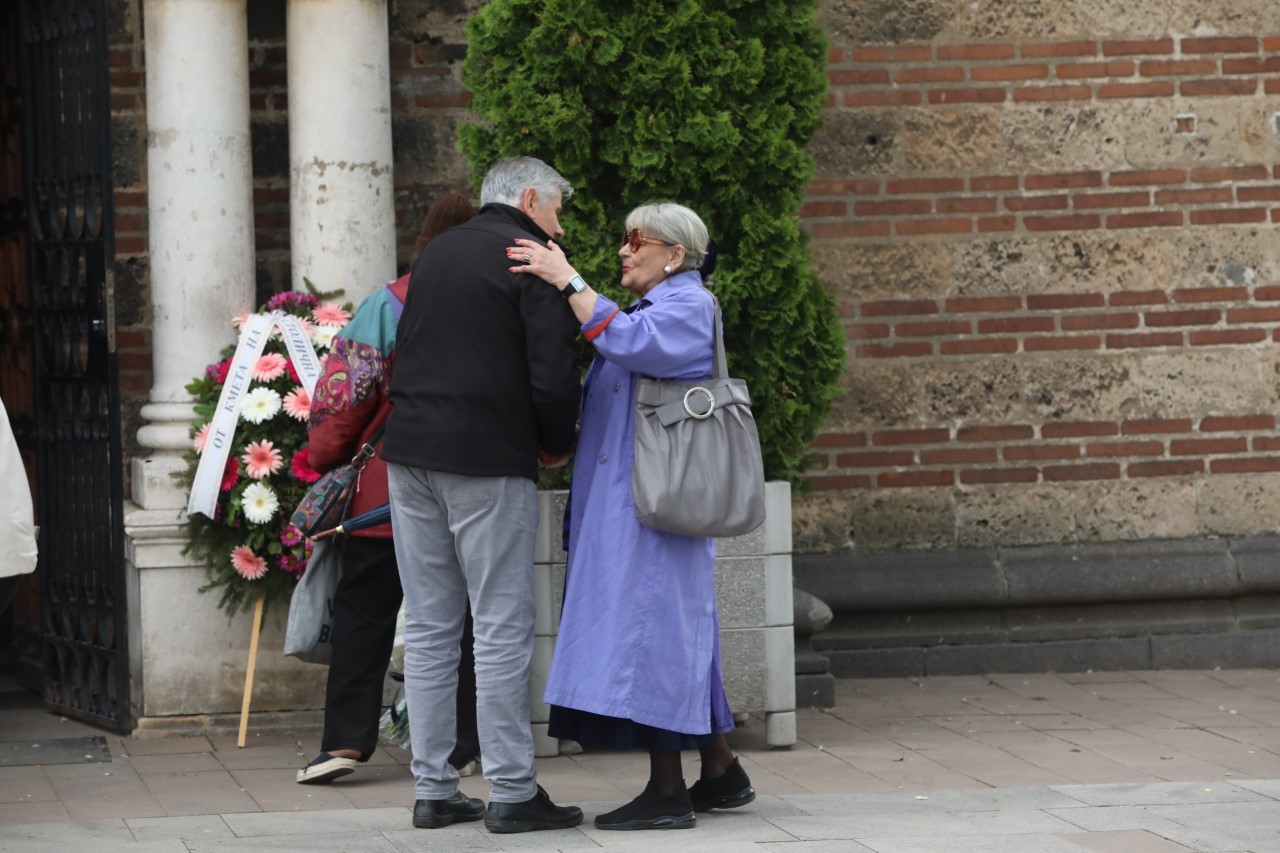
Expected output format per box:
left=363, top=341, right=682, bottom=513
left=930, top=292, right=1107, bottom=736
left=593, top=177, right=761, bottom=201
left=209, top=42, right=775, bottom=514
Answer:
left=310, top=324, right=339, bottom=350
left=241, top=481, right=279, bottom=525
left=240, top=387, right=282, bottom=424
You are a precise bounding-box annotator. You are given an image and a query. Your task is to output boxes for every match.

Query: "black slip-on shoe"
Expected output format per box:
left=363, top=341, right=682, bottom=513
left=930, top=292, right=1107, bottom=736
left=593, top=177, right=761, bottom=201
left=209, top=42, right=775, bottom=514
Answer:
left=296, top=752, right=357, bottom=784
left=413, top=791, right=486, bottom=829
left=484, top=785, right=584, bottom=833
left=689, top=756, right=756, bottom=812
left=594, top=782, right=696, bottom=831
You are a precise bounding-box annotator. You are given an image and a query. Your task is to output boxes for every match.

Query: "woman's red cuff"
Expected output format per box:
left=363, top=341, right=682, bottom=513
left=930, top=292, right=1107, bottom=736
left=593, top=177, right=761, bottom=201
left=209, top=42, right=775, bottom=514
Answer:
left=584, top=308, right=619, bottom=342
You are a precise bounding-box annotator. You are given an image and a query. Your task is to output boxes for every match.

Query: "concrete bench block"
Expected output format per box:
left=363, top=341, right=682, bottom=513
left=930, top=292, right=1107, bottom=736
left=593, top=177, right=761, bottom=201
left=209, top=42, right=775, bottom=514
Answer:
left=926, top=637, right=1153, bottom=676
left=1227, top=536, right=1280, bottom=595
left=1002, top=539, right=1236, bottom=606
left=1150, top=631, right=1280, bottom=669
left=794, top=548, right=1003, bottom=612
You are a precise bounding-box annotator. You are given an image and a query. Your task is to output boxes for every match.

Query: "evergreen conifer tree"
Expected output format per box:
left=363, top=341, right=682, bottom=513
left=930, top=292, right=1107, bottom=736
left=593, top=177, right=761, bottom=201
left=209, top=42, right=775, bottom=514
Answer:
left=461, top=0, right=844, bottom=481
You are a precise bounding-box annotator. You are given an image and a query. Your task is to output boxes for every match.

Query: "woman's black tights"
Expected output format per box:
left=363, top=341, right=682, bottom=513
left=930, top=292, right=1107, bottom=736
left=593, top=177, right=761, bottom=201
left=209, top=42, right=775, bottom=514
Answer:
left=647, top=734, right=735, bottom=795
left=647, top=749, right=684, bottom=796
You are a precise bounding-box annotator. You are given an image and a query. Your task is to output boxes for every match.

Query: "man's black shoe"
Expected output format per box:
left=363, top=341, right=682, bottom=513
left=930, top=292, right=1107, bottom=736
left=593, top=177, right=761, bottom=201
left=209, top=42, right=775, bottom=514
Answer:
left=484, top=785, right=583, bottom=833
left=413, top=792, right=485, bottom=829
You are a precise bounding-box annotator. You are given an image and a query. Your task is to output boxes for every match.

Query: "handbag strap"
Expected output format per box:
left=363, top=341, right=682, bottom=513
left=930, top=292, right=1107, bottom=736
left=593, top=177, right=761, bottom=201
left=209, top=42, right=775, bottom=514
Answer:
left=710, top=295, right=728, bottom=380
left=350, top=421, right=388, bottom=470
left=633, top=291, right=729, bottom=380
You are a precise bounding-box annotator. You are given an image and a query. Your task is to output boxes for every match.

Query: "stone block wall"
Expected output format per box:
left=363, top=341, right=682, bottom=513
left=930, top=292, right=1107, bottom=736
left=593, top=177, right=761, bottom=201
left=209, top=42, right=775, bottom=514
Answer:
left=102, top=0, right=1280, bottom=557
left=796, top=1, right=1280, bottom=555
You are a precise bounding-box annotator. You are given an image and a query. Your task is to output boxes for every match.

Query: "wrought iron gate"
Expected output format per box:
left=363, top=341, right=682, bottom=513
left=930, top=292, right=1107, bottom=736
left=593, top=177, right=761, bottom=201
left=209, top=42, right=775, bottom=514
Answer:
left=20, top=0, right=128, bottom=732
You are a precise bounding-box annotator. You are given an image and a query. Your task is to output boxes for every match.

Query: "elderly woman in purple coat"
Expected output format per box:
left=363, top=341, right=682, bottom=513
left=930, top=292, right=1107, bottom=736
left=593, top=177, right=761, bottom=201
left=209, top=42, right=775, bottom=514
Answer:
left=506, top=202, right=754, bottom=831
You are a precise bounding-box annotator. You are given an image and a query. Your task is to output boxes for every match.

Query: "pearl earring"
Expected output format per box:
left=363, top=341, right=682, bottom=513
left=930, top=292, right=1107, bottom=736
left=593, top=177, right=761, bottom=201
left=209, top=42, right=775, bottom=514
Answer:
left=663, top=265, right=672, bottom=276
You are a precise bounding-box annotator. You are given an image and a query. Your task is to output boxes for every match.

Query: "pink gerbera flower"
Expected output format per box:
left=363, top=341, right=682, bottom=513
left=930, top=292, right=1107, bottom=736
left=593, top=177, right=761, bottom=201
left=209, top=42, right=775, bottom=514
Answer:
left=252, top=353, right=287, bottom=382
left=280, top=525, right=303, bottom=547
left=282, top=387, right=311, bottom=421
left=290, top=447, right=323, bottom=484
left=215, top=358, right=232, bottom=385
left=312, top=302, right=351, bottom=327
left=231, top=312, right=252, bottom=330
left=230, top=545, right=268, bottom=580
left=241, top=439, right=284, bottom=479
left=193, top=423, right=211, bottom=454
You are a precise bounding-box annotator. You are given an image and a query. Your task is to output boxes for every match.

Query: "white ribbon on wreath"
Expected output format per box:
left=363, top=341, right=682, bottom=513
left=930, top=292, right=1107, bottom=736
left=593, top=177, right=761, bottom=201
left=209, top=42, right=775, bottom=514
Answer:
left=186, top=310, right=324, bottom=520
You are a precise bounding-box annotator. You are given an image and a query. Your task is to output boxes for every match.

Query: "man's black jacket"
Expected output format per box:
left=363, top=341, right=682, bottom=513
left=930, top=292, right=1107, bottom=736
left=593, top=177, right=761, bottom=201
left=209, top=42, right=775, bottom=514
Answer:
left=383, top=203, right=581, bottom=480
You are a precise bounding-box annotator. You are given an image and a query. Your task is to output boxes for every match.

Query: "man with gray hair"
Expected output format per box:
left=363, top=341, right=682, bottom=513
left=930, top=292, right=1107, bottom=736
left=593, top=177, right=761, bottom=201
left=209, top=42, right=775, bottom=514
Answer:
left=383, top=156, right=583, bottom=833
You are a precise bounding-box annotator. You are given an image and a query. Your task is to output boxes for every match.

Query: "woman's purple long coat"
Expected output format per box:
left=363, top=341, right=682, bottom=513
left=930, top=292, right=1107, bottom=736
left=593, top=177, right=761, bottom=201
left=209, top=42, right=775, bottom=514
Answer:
left=543, top=271, right=734, bottom=734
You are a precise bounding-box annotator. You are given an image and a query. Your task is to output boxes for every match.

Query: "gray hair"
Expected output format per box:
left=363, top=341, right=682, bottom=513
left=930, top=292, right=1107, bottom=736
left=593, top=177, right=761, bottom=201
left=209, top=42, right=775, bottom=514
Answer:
left=625, top=202, right=710, bottom=273
left=479, top=156, right=574, bottom=207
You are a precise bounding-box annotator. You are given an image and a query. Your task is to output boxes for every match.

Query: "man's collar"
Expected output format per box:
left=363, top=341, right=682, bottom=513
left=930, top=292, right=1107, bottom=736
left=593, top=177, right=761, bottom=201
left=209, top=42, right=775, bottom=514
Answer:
left=479, top=202, right=573, bottom=257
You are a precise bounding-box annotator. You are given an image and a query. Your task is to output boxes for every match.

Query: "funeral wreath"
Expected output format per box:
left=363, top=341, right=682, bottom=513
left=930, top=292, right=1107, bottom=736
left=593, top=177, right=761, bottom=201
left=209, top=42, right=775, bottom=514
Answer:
left=177, top=289, right=351, bottom=616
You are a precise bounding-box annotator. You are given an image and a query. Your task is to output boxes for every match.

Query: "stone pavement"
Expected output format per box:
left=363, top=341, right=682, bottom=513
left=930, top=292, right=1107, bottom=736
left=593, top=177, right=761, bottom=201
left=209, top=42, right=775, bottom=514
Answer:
left=2, top=670, right=1279, bottom=851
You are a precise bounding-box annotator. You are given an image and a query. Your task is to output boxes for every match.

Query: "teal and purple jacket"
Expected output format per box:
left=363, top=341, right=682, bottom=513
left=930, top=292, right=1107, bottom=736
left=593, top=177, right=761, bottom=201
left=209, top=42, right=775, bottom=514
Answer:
left=306, top=274, right=409, bottom=538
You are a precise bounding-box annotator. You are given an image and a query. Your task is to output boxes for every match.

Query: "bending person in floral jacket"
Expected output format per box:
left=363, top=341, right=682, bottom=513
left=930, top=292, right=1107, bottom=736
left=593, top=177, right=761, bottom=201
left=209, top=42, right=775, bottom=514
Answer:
left=297, top=194, right=479, bottom=784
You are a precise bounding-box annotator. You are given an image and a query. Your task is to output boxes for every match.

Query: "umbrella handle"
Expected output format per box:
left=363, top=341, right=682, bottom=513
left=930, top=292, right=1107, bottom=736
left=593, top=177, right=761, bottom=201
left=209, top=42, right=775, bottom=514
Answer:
left=312, top=524, right=342, bottom=540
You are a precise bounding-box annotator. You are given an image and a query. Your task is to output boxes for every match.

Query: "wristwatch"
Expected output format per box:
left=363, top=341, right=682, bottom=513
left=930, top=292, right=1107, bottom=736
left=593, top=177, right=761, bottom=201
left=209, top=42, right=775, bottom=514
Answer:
left=562, top=274, right=588, bottom=298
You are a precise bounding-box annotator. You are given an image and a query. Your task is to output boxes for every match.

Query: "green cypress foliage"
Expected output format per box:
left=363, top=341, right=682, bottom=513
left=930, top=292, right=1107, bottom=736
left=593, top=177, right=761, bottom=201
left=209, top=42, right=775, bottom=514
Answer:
left=460, top=0, right=845, bottom=482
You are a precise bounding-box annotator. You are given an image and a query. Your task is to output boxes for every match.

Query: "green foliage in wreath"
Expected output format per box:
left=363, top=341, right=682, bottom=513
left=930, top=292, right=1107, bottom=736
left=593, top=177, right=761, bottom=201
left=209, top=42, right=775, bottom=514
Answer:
left=460, top=0, right=845, bottom=482
left=175, top=288, right=351, bottom=616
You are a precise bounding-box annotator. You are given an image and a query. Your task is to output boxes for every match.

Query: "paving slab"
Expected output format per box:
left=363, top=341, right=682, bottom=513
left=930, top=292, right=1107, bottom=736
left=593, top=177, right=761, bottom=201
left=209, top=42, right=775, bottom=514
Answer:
left=126, top=813, right=237, bottom=843
left=1053, top=829, right=1196, bottom=852
left=384, top=827, right=500, bottom=853
left=2, top=671, right=1280, bottom=852
left=183, top=830, right=403, bottom=851
left=1049, top=780, right=1271, bottom=807
left=854, top=832, right=1088, bottom=852
left=219, top=806, right=410, bottom=837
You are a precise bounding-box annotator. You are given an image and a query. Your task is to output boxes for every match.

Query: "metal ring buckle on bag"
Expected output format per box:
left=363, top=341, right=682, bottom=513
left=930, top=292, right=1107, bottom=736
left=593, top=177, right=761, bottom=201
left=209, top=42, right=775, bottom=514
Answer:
left=683, top=386, right=716, bottom=419
left=351, top=441, right=376, bottom=471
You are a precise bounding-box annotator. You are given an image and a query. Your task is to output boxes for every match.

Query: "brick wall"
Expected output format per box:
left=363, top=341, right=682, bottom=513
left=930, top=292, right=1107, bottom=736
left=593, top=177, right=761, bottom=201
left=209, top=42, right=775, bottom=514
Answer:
left=799, top=9, right=1280, bottom=553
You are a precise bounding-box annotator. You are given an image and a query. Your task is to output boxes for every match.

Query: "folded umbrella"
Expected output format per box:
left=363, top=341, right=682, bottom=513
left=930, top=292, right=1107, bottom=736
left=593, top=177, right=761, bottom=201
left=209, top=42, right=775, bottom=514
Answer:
left=312, top=502, right=391, bottom=539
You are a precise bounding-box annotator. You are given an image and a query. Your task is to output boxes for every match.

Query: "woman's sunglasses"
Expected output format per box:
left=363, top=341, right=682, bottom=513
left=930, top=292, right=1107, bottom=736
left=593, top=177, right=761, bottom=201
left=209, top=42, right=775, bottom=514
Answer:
left=620, top=228, right=673, bottom=253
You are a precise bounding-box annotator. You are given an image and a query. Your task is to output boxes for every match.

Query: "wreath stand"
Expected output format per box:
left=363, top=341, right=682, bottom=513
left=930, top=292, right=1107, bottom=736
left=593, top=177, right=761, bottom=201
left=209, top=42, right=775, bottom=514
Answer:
left=237, top=595, right=266, bottom=748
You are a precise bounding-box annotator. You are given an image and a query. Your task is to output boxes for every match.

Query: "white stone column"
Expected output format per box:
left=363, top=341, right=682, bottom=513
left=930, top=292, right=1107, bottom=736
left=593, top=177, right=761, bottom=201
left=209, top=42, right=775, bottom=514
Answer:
left=125, top=0, right=315, bottom=732
left=287, top=0, right=396, bottom=304
left=136, top=0, right=255, bottom=509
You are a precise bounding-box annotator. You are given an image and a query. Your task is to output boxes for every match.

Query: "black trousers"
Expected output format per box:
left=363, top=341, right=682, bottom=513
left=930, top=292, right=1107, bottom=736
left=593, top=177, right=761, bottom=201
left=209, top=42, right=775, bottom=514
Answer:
left=0, top=576, right=18, bottom=613
left=322, top=536, right=479, bottom=764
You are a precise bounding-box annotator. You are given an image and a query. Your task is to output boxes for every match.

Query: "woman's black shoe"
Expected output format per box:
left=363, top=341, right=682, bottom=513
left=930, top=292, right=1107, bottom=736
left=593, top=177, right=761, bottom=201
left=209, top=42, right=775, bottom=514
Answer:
left=689, top=757, right=756, bottom=812
left=594, top=781, right=696, bottom=831
left=484, top=785, right=583, bottom=833
left=296, top=752, right=356, bottom=784
left=413, top=791, right=485, bottom=828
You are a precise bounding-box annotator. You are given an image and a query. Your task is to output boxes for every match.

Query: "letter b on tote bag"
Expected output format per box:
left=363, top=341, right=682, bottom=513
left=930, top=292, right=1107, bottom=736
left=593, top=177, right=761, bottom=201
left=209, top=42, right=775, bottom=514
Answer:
left=284, top=538, right=340, bottom=665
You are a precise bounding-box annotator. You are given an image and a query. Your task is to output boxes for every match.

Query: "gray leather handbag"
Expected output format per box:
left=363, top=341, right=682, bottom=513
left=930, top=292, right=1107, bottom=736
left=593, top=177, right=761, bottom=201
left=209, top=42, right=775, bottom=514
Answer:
left=631, top=296, right=766, bottom=538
